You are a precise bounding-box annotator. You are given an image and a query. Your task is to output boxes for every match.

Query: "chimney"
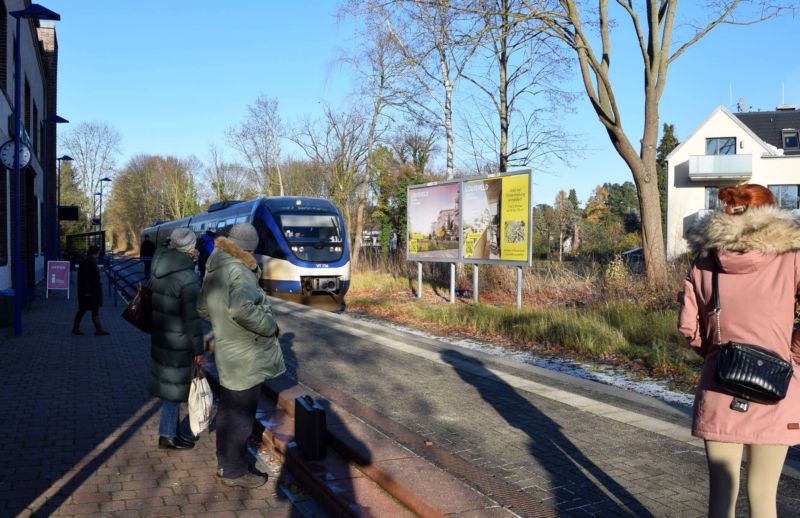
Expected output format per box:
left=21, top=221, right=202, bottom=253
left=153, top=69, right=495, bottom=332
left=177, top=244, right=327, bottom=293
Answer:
left=776, top=104, right=796, bottom=111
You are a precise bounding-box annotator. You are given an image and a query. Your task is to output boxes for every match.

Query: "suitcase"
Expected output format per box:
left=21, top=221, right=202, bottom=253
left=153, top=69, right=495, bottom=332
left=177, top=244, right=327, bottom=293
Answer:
left=294, top=395, right=327, bottom=460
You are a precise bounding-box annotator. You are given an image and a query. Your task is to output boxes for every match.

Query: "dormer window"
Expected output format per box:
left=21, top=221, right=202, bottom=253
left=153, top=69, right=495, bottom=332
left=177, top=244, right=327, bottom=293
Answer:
left=706, top=137, right=736, bottom=155
left=782, top=129, right=799, bottom=150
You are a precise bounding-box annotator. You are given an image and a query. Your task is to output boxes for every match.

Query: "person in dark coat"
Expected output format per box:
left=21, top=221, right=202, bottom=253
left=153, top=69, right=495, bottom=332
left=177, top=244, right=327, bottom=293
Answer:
left=72, top=245, right=109, bottom=336
left=196, top=229, right=216, bottom=280
left=149, top=228, right=204, bottom=450
left=140, top=234, right=157, bottom=277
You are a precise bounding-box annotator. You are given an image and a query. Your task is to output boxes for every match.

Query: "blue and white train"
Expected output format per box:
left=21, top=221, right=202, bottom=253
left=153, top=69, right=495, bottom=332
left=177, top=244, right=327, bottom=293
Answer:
left=141, top=197, right=350, bottom=310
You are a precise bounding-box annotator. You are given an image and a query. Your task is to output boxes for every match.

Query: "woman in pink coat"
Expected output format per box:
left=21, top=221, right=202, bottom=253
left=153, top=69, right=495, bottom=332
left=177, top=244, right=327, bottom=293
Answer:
left=679, top=183, right=800, bottom=518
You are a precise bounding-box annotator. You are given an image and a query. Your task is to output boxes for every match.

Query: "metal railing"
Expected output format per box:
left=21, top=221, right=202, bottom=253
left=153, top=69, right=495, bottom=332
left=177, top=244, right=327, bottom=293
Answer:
left=105, top=254, right=149, bottom=306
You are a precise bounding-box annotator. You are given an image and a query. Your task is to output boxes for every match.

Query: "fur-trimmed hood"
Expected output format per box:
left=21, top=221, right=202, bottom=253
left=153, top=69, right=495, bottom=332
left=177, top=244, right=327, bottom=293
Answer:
left=686, top=205, right=800, bottom=258
left=206, top=236, right=258, bottom=272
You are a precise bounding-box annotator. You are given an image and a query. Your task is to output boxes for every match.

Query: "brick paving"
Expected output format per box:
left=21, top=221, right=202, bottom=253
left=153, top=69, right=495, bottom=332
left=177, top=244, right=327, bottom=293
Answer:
left=271, top=300, right=800, bottom=518
left=0, top=277, right=309, bottom=517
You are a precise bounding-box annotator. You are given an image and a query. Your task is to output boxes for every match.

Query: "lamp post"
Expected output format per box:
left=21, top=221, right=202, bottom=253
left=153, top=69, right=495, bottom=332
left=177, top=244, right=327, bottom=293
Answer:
left=55, top=154, right=73, bottom=259
left=96, top=177, right=111, bottom=229
left=43, top=115, right=68, bottom=261
left=9, top=3, right=60, bottom=335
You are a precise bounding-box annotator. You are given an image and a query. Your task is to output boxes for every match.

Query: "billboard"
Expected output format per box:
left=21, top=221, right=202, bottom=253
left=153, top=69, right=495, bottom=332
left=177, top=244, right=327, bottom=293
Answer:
left=407, top=170, right=532, bottom=266
left=407, top=181, right=460, bottom=262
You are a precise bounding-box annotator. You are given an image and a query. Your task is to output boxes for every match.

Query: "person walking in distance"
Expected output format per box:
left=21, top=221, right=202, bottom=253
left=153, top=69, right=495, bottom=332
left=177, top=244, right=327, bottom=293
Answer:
left=140, top=234, right=157, bottom=278
left=149, top=228, right=204, bottom=450
left=679, top=183, right=800, bottom=518
left=72, top=245, right=109, bottom=336
left=198, top=223, right=285, bottom=488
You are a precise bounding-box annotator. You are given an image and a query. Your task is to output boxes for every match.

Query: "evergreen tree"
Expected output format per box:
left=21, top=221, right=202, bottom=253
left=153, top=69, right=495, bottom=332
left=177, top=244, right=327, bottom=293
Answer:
left=657, top=124, right=680, bottom=230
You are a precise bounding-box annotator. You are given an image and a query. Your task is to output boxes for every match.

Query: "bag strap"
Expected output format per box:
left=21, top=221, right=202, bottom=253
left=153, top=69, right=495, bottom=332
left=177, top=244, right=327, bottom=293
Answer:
left=712, top=262, right=723, bottom=346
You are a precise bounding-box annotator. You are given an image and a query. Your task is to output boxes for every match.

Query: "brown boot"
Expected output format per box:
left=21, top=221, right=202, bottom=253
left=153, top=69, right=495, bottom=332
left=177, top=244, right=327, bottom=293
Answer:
left=92, top=316, right=110, bottom=336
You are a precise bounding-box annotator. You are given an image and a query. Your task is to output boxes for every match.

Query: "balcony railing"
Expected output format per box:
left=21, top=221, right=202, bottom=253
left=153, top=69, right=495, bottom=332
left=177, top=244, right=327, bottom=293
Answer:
left=688, top=154, right=752, bottom=181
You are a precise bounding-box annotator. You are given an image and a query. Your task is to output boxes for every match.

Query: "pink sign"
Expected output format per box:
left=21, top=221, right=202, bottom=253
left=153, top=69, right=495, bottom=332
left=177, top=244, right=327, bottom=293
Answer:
left=47, top=261, right=70, bottom=289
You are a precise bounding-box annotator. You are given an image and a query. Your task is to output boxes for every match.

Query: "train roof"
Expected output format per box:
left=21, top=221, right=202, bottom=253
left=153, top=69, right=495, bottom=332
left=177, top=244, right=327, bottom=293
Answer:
left=261, top=197, right=339, bottom=213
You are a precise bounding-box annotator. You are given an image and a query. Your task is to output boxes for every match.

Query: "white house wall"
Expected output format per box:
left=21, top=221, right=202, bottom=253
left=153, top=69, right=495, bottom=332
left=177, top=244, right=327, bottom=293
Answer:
left=666, top=106, right=800, bottom=258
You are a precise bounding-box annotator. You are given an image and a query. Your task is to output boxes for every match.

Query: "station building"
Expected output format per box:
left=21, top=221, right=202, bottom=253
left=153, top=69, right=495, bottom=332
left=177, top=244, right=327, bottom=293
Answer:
left=0, top=0, right=60, bottom=295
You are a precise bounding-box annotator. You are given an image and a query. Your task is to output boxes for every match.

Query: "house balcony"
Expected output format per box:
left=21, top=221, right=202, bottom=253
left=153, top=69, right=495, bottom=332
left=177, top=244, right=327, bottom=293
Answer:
left=688, top=154, right=752, bottom=181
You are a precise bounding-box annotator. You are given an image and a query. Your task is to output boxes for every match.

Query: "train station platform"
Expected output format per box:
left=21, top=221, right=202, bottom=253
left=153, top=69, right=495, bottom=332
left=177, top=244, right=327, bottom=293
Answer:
left=3, top=272, right=800, bottom=517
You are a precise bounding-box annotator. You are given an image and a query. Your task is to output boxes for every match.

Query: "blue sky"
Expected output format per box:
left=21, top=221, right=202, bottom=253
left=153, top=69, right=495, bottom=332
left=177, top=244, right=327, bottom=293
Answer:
left=44, top=1, right=799, bottom=207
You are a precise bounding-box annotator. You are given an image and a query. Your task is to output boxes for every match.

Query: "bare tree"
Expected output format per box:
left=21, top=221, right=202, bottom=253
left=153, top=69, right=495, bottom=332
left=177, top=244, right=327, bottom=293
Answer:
left=461, top=0, right=577, bottom=172
left=59, top=121, right=121, bottom=226
left=340, top=3, right=411, bottom=269
left=203, top=145, right=253, bottom=202
left=388, top=0, right=483, bottom=179
left=226, top=94, right=285, bottom=196
left=478, top=0, right=798, bottom=284
left=292, top=105, right=370, bottom=239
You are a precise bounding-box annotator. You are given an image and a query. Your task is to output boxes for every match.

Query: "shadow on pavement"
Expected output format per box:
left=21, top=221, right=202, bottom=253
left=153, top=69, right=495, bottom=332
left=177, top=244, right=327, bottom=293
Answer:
left=441, top=348, right=654, bottom=517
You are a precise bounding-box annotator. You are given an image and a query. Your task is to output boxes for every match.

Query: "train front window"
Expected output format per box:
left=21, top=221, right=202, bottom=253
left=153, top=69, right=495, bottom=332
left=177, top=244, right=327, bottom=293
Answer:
left=278, top=214, right=344, bottom=262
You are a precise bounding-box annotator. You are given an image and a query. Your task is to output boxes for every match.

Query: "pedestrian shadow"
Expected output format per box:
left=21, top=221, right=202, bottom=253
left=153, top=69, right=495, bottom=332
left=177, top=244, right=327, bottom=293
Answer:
left=441, top=349, right=654, bottom=517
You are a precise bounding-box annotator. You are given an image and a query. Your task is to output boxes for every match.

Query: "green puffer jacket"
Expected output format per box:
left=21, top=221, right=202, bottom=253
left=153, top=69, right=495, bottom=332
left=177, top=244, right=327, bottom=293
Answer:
left=148, top=248, right=204, bottom=402
left=198, top=237, right=285, bottom=391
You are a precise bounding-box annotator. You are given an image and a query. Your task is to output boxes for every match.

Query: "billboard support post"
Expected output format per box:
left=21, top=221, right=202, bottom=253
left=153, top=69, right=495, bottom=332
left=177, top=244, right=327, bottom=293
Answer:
left=417, top=263, right=423, bottom=299
left=473, top=264, right=479, bottom=304
left=450, top=263, right=455, bottom=303
left=516, top=266, right=523, bottom=309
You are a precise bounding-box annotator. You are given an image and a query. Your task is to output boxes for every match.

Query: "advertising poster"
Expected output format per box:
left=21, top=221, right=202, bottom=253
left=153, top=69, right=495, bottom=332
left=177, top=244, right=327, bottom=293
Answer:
left=461, top=172, right=530, bottom=263
left=407, top=182, right=460, bottom=261
left=46, top=260, right=71, bottom=299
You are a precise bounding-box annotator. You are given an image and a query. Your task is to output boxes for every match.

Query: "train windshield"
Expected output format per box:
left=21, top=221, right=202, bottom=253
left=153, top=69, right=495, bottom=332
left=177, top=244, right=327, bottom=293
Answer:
left=278, top=213, right=344, bottom=262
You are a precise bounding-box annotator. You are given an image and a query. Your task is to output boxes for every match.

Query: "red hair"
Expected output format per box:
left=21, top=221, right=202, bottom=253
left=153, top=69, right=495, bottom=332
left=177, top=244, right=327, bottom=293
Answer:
left=718, top=183, right=775, bottom=215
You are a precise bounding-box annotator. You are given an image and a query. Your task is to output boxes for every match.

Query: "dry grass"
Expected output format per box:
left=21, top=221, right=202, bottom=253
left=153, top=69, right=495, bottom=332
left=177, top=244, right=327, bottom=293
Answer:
left=348, top=253, right=700, bottom=390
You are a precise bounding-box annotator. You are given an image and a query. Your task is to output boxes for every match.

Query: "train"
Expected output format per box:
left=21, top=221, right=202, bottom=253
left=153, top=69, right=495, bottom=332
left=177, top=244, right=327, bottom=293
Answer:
left=141, top=197, right=350, bottom=310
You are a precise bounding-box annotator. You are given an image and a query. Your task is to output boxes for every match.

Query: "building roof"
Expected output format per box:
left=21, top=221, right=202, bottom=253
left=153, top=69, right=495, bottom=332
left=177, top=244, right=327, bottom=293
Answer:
left=734, top=108, right=800, bottom=155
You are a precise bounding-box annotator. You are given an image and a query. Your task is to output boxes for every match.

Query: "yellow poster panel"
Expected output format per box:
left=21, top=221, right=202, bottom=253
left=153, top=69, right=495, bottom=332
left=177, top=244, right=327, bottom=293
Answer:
left=499, top=174, right=529, bottom=261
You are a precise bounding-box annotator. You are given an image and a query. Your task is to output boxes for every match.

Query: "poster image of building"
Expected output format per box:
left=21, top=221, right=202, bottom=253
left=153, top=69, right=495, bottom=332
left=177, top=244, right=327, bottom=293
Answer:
left=407, top=182, right=460, bottom=260
left=462, top=172, right=530, bottom=263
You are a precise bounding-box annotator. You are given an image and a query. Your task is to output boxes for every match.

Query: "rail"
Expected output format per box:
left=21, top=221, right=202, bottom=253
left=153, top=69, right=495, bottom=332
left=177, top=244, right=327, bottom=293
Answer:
left=105, top=254, right=149, bottom=306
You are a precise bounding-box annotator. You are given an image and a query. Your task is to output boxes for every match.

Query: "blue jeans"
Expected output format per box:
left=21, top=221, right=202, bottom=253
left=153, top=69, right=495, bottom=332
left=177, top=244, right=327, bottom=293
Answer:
left=159, top=400, right=180, bottom=438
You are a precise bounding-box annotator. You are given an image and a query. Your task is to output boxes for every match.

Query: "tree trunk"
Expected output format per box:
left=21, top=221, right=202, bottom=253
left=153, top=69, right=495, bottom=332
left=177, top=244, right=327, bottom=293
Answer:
left=498, top=0, right=509, bottom=173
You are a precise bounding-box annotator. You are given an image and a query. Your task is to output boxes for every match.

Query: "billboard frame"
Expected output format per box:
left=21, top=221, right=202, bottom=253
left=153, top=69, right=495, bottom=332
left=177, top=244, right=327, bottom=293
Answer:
left=406, top=170, right=533, bottom=267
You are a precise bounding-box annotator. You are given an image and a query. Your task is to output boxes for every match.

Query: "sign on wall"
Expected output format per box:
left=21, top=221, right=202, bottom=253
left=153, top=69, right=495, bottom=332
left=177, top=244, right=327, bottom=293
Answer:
left=407, top=170, right=532, bottom=266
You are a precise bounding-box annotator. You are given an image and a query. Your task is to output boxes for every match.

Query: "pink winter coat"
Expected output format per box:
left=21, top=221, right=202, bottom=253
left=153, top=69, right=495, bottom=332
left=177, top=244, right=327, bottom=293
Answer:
left=679, top=206, right=800, bottom=445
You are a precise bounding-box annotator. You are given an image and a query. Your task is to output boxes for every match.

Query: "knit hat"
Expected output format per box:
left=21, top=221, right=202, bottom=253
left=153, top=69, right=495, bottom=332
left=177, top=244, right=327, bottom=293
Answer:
left=227, top=223, right=259, bottom=251
left=169, top=227, right=196, bottom=253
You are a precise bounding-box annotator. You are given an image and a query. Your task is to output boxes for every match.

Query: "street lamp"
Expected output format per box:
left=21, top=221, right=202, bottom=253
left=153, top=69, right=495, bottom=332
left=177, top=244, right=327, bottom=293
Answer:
left=43, top=115, right=68, bottom=261
left=9, top=3, right=60, bottom=335
left=56, top=154, right=73, bottom=209
left=96, top=176, right=111, bottom=228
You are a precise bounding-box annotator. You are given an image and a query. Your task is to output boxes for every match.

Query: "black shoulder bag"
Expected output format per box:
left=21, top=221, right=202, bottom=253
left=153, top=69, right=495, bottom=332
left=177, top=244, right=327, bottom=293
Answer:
left=712, top=265, right=793, bottom=410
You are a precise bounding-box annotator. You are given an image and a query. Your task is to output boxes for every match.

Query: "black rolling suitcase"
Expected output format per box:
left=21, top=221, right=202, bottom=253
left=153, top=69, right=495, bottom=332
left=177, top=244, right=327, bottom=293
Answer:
left=294, top=395, right=327, bottom=460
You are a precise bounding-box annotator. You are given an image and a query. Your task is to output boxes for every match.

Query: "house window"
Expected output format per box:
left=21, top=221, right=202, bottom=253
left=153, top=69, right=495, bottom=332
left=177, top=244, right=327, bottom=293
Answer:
left=706, top=137, right=736, bottom=155
left=769, top=185, right=799, bottom=209
left=783, top=130, right=799, bottom=150
left=705, top=187, right=721, bottom=210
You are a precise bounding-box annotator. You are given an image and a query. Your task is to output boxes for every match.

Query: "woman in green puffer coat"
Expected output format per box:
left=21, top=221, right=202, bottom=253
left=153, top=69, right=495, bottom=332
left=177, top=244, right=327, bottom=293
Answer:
left=198, top=223, right=285, bottom=488
left=149, top=228, right=204, bottom=450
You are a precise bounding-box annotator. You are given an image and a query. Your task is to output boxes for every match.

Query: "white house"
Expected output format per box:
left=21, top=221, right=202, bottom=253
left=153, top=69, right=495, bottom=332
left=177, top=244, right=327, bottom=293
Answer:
left=666, top=104, right=800, bottom=258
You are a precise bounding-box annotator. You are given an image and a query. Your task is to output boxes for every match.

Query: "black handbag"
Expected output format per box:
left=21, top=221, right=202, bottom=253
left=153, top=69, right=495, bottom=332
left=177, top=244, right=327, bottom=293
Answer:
left=712, top=267, right=793, bottom=404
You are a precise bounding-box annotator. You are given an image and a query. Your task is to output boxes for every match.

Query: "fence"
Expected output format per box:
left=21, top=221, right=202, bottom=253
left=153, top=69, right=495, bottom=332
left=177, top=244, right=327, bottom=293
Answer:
left=105, top=254, right=147, bottom=306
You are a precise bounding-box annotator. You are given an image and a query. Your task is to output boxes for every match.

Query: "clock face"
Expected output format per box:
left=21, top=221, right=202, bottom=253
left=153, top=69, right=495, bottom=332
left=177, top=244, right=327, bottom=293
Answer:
left=0, top=140, right=31, bottom=169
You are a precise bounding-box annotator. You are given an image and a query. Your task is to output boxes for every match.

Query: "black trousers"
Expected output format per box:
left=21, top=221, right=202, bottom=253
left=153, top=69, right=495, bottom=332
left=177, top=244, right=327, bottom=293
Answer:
left=216, top=384, right=260, bottom=478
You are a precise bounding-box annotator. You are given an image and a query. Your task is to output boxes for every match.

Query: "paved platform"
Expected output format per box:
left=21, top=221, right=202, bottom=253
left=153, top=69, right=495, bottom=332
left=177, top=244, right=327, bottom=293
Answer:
left=268, top=299, right=800, bottom=517
left=0, top=277, right=316, bottom=517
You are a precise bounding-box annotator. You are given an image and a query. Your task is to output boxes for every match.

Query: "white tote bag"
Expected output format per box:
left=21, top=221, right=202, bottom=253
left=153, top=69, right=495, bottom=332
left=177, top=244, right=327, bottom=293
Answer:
left=188, top=369, right=214, bottom=435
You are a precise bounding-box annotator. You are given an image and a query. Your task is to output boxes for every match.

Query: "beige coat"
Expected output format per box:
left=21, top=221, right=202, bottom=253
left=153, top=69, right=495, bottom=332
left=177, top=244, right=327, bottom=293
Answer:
left=679, top=206, right=800, bottom=445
